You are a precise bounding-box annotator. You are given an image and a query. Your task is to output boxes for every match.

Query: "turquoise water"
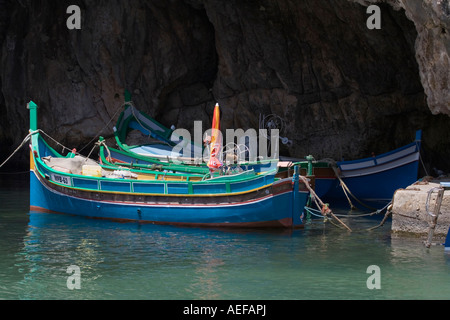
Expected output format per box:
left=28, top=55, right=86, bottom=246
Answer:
left=0, top=174, right=449, bottom=300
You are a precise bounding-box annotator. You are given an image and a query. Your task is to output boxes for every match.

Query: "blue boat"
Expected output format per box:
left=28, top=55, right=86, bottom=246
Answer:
left=28, top=101, right=309, bottom=228
left=287, top=131, right=422, bottom=209
left=441, top=182, right=450, bottom=251
left=445, top=227, right=450, bottom=251
left=321, top=130, right=422, bottom=208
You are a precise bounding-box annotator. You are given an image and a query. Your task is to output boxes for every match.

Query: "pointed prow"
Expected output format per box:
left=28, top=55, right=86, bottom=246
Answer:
left=28, top=101, right=38, bottom=132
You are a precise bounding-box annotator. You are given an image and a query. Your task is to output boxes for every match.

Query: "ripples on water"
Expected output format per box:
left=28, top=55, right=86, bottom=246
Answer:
left=0, top=175, right=449, bottom=300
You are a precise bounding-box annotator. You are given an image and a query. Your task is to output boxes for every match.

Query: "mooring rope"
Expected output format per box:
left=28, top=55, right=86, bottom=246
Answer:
left=0, top=129, right=105, bottom=171
left=332, top=165, right=377, bottom=211
left=299, top=175, right=352, bottom=232
left=417, top=140, right=429, bottom=177
left=333, top=200, right=392, bottom=218
left=78, top=101, right=127, bottom=153
left=0, top=98, right=131, bottom=169
left=300, top=167, right=394, bottom=232
left=304, top=206, right=326, bottom=219
left=319, top=158, right=378, bottom=211
left=0, top=130, right=38, bottom=169
left=38, top=129, right=75, bottom=154
left=305, top=202, right=393, bottom=232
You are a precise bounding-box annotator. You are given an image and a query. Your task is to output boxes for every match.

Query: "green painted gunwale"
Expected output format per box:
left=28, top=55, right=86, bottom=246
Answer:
left=32, top=132, right=277, bottom=196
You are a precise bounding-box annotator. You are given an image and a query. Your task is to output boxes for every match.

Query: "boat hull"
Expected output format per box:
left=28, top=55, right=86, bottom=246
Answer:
left=30, top=170, right=307, bottom=228
left=321, top=157, right=419, bottom=208
left=445, top=226, right=450, bottom=251
left=299, top=133, right=421, bottom=208
left=27, top=100, right=308, bottom=228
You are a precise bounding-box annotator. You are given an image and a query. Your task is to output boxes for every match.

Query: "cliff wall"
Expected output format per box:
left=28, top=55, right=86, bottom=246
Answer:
left=1, top=0, right=449, bottom=173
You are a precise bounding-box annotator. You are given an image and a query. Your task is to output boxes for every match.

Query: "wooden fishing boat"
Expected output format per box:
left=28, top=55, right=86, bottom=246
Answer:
left=113, top=92, right=278, bottom=173
left=98, top=137, right=278, bottom=177
left=114, top=94, right=203, bottom=161
left=28, top=101, right=309, bottom=228
left=278, top=131, right=422, bottom=209
left=98, top=136, right=211, bottom=176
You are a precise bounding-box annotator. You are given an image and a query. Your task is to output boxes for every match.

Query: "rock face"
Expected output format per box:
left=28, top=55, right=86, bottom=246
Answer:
left=0, top=0, right=449, bottom=173
left=1, top=0, right=218, bottom=164
left=402, top=0, right=450, bottom=117
left=355, top=0, right=450, bottom=116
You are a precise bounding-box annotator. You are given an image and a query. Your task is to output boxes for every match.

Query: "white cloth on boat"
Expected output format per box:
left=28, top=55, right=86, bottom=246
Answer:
left=42, top=155, right=138, bottom=179
left=107, top=170, right=138, bottom=179
left=42, top=155, right=100, bottom=175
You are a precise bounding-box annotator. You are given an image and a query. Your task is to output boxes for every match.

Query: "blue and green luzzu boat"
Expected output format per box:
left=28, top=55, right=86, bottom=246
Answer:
left=28, top=101, right=309, bottom=228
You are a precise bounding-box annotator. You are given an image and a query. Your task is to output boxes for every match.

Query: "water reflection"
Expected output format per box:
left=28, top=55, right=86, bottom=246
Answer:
left=19, top=211, right=294, bottom=299
left=2, top=206, right=449, bottom=300
left=189, top=248, right=225, bottom=299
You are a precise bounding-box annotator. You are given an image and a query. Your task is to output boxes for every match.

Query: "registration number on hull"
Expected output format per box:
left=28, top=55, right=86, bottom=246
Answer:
left=52, top=174, right=72, bottom=186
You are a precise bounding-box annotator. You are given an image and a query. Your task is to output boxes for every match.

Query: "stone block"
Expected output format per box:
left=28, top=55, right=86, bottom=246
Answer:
left=391, top=180, right=450, bottom=237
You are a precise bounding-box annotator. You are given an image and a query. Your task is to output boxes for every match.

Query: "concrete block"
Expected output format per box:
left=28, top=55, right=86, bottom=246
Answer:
left=391, top=180, right=450, bottom=237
